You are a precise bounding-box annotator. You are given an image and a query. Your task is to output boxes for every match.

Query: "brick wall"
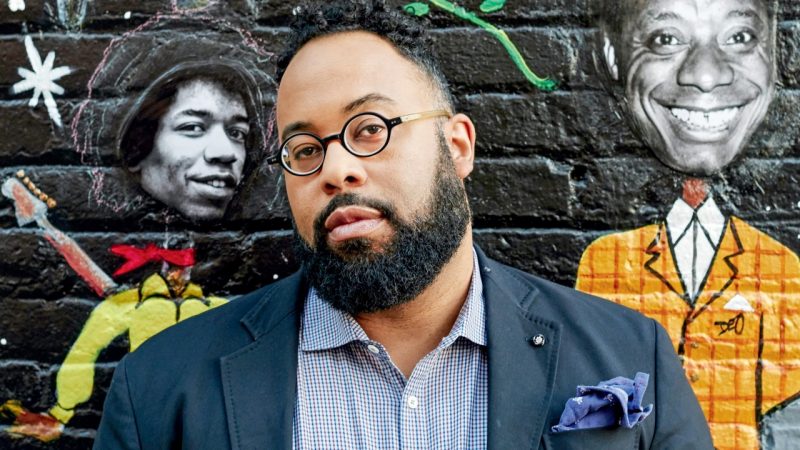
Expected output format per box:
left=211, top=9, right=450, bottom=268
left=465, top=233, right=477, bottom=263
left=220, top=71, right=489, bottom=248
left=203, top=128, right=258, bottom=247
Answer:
left=0, top=0, right=798, bottom=448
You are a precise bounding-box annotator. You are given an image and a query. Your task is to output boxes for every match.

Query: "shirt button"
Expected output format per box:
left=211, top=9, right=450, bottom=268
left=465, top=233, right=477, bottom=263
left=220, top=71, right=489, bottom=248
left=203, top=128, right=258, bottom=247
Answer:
left=407, top=396, right=419, bottom=409
left=690, top=342, right=700, bottom=349
left=367, top=344, right=380, bottom=354
left=690, top=373, right=700, bottom=383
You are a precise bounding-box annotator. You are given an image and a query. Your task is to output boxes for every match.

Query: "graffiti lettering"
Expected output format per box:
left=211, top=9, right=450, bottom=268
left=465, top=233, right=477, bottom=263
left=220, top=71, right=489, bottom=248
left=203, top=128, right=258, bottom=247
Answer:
left=714, top=312, right=745, bottom=336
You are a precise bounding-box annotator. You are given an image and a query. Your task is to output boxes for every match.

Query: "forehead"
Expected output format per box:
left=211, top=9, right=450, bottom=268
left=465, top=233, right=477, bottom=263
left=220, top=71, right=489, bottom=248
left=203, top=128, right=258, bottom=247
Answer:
left=170, top=79, right=245, bottom=113
left=624, top=0, right=769, bottom=27
left=276, top=31, right=431, bottom=130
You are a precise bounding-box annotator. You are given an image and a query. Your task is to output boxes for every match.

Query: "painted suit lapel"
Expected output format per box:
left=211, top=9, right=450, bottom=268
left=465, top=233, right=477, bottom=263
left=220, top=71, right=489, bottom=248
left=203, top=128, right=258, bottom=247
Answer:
left=692, top=219, right=744, bottom=317
left=477, top=248, right=562, bottom=450
left=643, top=220, right=743, bottom=316
left=220, top=273, right=306, bottom=450
left=644, top=223, right=687, bottom=301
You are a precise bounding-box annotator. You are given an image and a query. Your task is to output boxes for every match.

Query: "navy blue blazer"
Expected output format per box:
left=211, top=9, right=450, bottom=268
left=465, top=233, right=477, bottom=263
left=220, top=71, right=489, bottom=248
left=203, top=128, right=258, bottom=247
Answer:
left=94, top=248, right=713, bottom=449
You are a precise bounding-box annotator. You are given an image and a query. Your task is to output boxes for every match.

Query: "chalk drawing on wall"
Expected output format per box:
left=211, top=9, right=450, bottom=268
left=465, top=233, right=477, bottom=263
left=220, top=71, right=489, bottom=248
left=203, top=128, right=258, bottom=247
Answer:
left=8, top=0, right=24, bottom=12
left=11, top=36, right=74, bottom=128
left=0, top=173, right=228, bottom=442
left=575, top=1, right=800, bottom=449
left=55, top=0, right=89, bottom=30
left=402, top=0, right=556, bottom=91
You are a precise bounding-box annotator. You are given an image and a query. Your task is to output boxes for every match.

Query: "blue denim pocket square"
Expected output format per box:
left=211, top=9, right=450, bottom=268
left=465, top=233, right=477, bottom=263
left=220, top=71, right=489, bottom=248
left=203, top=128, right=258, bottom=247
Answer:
left=551, top=372, right=654, bottom=433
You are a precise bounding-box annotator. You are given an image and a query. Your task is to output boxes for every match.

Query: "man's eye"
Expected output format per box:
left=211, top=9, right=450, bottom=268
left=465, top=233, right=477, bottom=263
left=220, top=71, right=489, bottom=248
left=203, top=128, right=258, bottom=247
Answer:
left=726, top=31, right=755, bottom=46
left=227, top=128, right=249, bottom=142
left=356, top=124, right=385, bottom=139
left=177, top=123, right=205, bottom=135
left=651, top=33, right=681, bottom=47
left=293, top=146, right=323, bottom=160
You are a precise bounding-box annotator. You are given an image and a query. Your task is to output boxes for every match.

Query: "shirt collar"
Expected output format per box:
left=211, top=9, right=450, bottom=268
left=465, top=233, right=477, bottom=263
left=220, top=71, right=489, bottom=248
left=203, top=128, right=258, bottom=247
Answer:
left=299, top=248, right=486, bottom=351
left=666, top=195, right=726, bottom=246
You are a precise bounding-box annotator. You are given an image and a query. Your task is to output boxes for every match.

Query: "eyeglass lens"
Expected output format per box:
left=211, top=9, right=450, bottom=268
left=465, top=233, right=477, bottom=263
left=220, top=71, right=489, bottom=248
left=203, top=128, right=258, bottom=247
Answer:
left=281, top=113, right=390, bottom=175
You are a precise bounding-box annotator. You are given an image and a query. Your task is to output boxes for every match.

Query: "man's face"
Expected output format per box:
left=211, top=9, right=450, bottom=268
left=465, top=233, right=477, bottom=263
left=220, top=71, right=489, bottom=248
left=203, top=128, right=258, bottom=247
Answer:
left=134, top=79, right=249, bottom=220
left=276, top=31, right=472, bottom=313
left=616, top=0, right=774, bottom=175
left=278, top=31, right=458, bottom=254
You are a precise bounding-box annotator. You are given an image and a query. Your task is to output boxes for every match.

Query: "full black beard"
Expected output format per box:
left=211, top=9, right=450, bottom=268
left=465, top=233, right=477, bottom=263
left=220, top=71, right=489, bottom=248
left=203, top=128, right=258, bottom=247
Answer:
left=293, top=144, right=471, bottom=316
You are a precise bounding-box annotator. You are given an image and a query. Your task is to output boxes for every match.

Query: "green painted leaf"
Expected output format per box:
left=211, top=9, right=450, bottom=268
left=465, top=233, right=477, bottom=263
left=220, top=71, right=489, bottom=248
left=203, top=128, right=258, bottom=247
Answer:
left=403, top=2, right=430, bottom=16
left=479, top=0, right=506, bottom=13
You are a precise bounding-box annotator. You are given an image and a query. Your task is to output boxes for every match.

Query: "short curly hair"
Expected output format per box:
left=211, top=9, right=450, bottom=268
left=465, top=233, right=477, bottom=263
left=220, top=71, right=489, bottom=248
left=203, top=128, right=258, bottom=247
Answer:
left=276, top=0, right=454, bottom=110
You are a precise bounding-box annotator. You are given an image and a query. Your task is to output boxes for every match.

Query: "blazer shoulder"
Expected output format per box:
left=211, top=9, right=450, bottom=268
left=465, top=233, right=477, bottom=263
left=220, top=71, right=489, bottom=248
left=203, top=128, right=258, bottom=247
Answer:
left=731, top=216, right=800, bottom=260
left=582, top=224, right=661, bottom=252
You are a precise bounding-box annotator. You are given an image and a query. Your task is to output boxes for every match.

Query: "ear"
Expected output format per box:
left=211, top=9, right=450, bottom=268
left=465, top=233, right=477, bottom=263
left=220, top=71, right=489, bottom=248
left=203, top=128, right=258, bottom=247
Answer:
left=603, top=34, right=619, bottom=81
left=444, top=113, right=476, bottom=180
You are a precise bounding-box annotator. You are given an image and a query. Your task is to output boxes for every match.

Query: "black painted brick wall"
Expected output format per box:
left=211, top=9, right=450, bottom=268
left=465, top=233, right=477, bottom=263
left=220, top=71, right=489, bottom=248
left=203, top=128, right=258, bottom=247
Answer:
left=0, top=0, right=798, bottom=447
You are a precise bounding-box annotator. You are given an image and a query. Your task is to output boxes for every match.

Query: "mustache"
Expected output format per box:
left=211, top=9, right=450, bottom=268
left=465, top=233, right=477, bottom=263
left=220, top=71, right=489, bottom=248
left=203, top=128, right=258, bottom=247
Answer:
left=312, top=193, right=399, bottom=242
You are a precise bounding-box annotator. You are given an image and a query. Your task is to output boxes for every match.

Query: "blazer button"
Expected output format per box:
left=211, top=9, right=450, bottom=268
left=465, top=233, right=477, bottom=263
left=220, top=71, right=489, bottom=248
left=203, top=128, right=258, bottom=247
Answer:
left=530, top=334, right=546, bottom=347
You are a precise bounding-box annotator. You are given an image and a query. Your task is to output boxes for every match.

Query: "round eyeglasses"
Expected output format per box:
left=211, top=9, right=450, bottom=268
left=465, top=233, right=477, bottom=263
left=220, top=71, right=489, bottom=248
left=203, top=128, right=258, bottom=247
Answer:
left=268, top=110, right=451, bottom=176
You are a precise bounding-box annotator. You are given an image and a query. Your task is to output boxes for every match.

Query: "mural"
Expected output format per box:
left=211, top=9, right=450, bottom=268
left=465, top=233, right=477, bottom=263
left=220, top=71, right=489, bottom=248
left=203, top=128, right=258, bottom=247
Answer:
left=1, top=173, right=229, bottom=441
left=0, top=4, right=276, bottom=444
left=575, top=1, right=800, bottom=449
left=12, top=36, right=73, bottom=127
left=0, top=1, right=798, bottom=448
left=402, top=0, right=556, bottom=91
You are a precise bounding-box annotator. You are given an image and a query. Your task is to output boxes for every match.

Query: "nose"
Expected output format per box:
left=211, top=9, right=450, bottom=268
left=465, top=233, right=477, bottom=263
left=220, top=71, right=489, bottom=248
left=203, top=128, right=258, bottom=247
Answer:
left=204, top=126, right=242, bottom=165
left=677, top=43, right=734, bottom=92
left=317, top=140, right=367, bottom=195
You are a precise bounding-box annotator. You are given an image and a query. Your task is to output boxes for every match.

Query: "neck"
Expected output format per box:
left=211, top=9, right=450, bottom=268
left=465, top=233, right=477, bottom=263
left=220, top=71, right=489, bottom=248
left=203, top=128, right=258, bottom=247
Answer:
left=354, top=229, right=475, bottom=378
left=681, top=178, right=708, bottom=209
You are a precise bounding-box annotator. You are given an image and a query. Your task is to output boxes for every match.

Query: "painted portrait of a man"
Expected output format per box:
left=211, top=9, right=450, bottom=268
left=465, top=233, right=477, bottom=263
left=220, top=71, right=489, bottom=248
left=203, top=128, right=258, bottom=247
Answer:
left=119, top=61, right=262, bottom=221
left=576, top=1, right=800, bottom=449
left=70, top=22, right=275, bottom=224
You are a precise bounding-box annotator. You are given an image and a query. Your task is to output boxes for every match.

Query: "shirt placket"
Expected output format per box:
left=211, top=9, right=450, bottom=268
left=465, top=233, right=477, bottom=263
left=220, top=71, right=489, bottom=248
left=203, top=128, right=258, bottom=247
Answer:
left=399, top=349, right=439, bottom=450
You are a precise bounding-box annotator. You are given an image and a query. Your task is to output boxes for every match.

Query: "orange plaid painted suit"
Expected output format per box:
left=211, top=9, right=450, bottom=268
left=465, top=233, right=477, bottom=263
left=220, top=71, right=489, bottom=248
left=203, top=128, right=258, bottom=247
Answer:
left=576, top=217, right=800, bottom=450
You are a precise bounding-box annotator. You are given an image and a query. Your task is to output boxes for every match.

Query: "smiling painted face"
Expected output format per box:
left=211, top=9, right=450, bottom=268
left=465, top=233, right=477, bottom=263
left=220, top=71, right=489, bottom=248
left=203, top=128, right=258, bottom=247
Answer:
left=609, top=0, right=774, bottom=175
left=133, top=79, right=249, bottom=220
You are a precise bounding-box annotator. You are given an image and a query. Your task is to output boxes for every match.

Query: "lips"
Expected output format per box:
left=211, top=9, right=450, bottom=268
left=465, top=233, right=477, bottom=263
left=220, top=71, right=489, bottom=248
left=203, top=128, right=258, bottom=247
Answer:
left=324, top=205, right=386, bottom=242
left=187, top=173, right=238, bottom=200
left=667, top=106, right=740, bottom=132
left=189, top=173, right=237, bottom=188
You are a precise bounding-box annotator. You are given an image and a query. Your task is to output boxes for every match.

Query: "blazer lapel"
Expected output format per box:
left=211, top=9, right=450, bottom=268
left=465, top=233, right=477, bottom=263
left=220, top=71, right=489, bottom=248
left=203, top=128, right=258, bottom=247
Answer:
left=644, top=222, right=687, bottom=302
left=220, top=273, right=306, bottom=450
left=693, top=218, right=743, bottom=316
left=477, top=249, right=562, bottom=450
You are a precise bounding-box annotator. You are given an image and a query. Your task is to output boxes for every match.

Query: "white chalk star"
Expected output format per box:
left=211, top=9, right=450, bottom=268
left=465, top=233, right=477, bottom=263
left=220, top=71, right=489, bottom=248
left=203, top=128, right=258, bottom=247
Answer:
left=12, top=36, right=73, bottom=127
left=9, top=0, right=25, bottom=12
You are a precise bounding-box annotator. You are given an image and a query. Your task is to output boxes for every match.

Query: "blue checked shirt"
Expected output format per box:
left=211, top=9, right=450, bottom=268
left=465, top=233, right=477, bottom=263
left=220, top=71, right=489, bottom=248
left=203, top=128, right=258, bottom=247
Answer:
left=292, top=251, right=488, bottom=449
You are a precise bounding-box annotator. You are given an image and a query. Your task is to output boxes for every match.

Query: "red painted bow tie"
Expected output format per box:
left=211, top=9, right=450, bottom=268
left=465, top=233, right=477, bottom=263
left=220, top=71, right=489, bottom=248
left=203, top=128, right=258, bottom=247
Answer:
left=109, top=243, right=196, bottom=277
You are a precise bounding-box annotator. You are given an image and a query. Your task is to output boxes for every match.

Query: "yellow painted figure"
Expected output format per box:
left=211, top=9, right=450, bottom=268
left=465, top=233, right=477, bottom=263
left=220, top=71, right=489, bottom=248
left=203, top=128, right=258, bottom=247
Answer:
left=1, top=171, right=231, bottom=441
left=49, top=273, right=227, bottom=425
left=577, top=215, right=800, bottom=450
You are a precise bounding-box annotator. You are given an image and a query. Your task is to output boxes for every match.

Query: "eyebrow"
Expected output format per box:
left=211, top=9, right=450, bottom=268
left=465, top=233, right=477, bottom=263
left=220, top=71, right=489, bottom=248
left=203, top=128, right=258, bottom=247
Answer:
left=727, top=8, right=763, bottom=23
left=645, top=11, right=682, bottom=22
left=280, top=93, right=397, bottom=139
left=342, top=93, right=396, bottom=114
left=176, top=109, right=249, bottom=124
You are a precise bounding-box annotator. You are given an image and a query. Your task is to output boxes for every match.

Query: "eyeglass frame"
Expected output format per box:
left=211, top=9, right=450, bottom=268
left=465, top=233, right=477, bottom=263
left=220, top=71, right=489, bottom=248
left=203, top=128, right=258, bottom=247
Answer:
left=267, top=109, right=452, bottom=176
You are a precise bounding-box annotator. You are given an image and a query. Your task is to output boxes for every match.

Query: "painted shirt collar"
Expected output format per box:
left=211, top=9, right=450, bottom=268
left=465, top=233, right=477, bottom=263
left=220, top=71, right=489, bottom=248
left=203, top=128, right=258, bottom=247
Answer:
left=666, top=195, right=726, bottom=247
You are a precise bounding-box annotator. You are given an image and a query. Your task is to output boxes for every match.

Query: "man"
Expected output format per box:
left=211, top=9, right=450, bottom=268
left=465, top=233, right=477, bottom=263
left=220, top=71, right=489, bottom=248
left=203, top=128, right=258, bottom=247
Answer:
left=119, top=61, right=260, bottom=221
left=576, top=1, right=800, bottom=449
left=94, top=1, right=712, bottom=448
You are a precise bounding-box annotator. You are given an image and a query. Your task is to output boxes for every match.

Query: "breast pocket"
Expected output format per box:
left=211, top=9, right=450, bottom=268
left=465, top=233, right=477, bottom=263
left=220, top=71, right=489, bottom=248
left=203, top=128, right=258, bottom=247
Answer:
left=542, top=426, right=640, bottom=450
